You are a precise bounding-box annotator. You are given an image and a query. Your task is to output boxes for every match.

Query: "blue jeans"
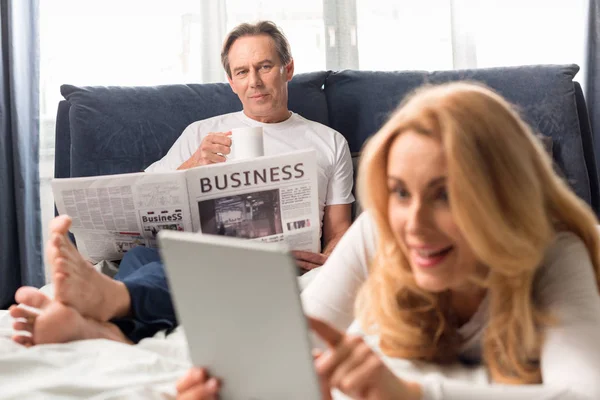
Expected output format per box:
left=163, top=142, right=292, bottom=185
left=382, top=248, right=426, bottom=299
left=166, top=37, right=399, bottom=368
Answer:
left=111, top=246, right=177, bottom=343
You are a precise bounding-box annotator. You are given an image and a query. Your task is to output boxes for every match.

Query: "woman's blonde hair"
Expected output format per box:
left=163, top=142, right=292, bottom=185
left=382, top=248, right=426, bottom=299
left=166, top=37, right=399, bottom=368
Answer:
left=355, top=82, right=600, bottom=384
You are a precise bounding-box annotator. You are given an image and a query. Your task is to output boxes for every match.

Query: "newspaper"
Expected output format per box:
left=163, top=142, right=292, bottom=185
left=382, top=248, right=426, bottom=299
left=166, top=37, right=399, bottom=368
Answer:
left=52, top=150, right=320, bottom=263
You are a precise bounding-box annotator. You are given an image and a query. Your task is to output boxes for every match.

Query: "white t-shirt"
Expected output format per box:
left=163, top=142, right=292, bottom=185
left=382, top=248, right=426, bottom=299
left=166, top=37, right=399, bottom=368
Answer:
left=302, top=212, right=600, bottom=400
left=146, top=111, right=355, bottom=234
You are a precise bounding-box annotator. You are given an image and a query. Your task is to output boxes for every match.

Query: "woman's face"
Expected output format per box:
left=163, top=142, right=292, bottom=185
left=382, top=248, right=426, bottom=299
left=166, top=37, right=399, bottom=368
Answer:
left=387, top=131, right=478, bottom=293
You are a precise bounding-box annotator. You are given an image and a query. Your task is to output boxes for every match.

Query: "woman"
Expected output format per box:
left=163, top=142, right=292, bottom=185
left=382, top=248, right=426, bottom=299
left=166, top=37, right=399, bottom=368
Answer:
left=176, top=82, right=600, bottom=399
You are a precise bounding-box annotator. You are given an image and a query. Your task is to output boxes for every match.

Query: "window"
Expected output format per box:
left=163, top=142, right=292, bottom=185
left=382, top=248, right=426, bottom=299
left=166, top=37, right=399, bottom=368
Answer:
left=225, top=0, right=327, bottom=74
left=356, top=0, right=453, bottom=71
left=471, top=0, right=587, bottom=82
left=39, top=0, right=203, bottom=279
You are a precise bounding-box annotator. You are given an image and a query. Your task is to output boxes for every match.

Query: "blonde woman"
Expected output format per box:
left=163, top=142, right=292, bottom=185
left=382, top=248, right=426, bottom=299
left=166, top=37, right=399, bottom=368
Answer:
left=176, top=82, right=600, bottom=399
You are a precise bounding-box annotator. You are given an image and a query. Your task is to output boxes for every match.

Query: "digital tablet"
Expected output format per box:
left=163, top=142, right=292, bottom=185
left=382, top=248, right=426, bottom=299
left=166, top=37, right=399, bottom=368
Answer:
left=158, top=230, right=321, bottom=400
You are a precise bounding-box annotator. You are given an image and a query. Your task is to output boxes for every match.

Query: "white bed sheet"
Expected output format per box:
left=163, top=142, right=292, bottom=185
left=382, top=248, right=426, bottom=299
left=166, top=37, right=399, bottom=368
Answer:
left=0, top=278, right=489, bottom=400
left=0, top=312, right=190, bottom=399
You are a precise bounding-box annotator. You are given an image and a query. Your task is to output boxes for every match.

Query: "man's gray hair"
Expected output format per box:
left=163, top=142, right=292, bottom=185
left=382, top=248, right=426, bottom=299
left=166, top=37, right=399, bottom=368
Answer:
left=221, top=20, right=292, bottom=78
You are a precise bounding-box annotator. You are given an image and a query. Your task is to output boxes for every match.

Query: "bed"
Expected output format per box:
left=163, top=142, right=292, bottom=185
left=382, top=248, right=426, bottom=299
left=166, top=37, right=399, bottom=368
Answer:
left=0, top=276, right=490, bottom=400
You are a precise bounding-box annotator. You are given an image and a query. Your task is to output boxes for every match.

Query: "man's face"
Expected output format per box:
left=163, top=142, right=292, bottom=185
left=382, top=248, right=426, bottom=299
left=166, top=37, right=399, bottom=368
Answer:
left=227, top=34, right=294, bottom=123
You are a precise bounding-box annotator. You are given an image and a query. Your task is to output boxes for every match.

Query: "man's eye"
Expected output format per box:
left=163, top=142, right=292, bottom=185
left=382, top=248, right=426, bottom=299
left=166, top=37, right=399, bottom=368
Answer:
left=261, top=65, right=272, bottom=70
left=236, top=70, right=247, bottom=76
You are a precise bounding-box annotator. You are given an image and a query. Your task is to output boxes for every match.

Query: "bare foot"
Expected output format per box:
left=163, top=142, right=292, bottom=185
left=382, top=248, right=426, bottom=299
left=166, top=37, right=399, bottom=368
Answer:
left=46, top=215, right=131, bottom=321
left=9, top=303, right=35, bottom=348
left=10, top=287, right=132, bottom=345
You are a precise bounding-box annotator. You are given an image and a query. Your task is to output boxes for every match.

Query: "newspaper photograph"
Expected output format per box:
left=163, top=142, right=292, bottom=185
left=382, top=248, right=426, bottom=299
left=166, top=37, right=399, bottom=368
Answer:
left=198, top=189, right=283, bottom=238
left=51, top=149, right=320, bottom=262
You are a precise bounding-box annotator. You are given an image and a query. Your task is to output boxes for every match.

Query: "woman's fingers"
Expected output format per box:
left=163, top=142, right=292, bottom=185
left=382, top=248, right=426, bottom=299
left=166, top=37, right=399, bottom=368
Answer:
left=308, top=317, right=343, bottom=347
left=337, top=353, right=384, bottom=397
left=312, top=349, right=334, bottom=400
left=315, top=344, right=354, bottom=379
left=329, top=337, right=372, bottom=388
left=177, top=378, right=220, bottom=400
left=308, top=317, right=392, bottom=399
left=176, top=368, right=207, bottom=393
left=312, top=348, right=324, bottom=360
left=309, top=317, right=372, bottom=382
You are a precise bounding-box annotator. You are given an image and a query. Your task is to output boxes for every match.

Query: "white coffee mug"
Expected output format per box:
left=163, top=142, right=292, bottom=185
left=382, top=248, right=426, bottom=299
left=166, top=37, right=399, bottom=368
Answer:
left=229, top=127, right=264, bottom=161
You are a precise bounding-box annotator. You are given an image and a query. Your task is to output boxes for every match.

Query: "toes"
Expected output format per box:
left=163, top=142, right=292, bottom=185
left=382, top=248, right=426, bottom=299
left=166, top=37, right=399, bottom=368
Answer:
left=59, top=238, right=91, bottom=270
left=53, top=256, right=86, bottom=279
left=52, top=256, right=69, bottom=276
left=11, top=303, right=41, bottom=334
left=12, top=320, right=34, bottom=333
left=46, top=235, right=64, bottom=266
left=53, top=272, right=67, bottom=288
left=9, top=305, right=31, bottom=319
left=46, top=218, right=76, bottom=265
left=61, top=248, right=86, bottom=271
left=14, top=287, right=39, bottom=304
left=49, top=231, right=62, bottom=246
left=58, top=233, right=78, bottom=255
left=14, top=287, right=51, bottom=309
left=48, top=240, right=88, bottom=277
left=49, top=215, right=72, bottom=236
left=12, top=334, right=33, bottom=347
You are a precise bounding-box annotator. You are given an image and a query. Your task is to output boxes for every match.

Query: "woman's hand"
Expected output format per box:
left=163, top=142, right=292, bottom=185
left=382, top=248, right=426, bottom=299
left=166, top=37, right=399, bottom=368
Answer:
left=309, top=317, right=422, bottom=400
left=313, top=349, right=334, bottom=400
left=176, top=367, right=221, bottom=400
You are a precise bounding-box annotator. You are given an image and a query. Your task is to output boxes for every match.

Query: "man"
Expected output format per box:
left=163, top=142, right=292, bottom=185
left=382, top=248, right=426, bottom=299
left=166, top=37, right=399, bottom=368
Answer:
left=10, top=21, right=354, bottom=345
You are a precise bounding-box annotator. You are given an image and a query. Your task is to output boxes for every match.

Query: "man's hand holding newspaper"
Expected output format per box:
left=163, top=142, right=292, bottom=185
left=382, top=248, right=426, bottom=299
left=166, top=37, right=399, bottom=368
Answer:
left=293, top=251, right=328, bottom=273
left=52, top=150, right=323, bottom=273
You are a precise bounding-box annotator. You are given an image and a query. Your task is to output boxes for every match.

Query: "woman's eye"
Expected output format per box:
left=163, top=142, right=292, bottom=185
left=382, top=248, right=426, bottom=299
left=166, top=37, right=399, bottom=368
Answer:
left=392, top=187, right=410, bottom=200
left=436, top=188, right=449, bottom=203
